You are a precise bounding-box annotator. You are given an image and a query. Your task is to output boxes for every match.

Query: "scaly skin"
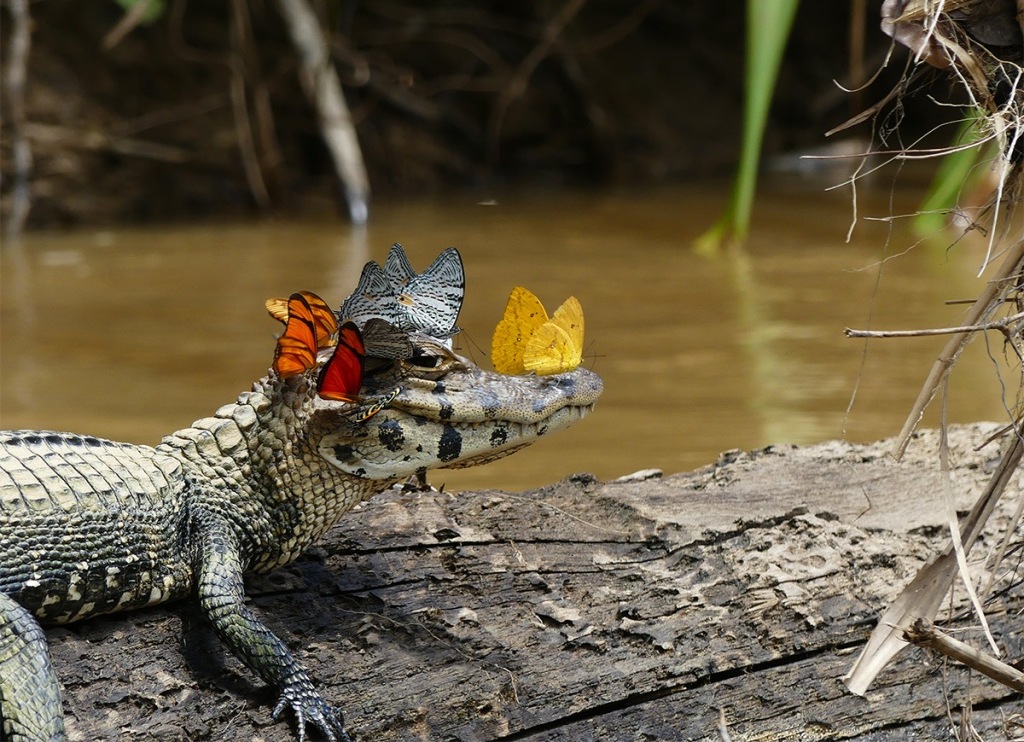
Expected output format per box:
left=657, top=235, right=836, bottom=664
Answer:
left=0, top=338, right=602, bottom=742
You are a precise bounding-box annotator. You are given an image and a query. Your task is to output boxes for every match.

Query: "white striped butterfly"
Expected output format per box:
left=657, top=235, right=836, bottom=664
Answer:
left=340, top=244, right=464, bottom=344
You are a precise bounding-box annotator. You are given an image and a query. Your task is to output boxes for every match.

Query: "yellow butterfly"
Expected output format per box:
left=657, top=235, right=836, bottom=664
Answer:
left=491, top=286, right=584, bottom=376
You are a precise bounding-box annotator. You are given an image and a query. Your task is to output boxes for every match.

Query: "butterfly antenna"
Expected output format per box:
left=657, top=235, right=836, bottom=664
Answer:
left=454, top=329, right=485, bottom=366
left=583, top=340, right=605, bottom=371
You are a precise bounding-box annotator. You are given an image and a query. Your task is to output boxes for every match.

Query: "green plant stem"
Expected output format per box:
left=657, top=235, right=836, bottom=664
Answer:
left=696, top=0, right=799, bottom=254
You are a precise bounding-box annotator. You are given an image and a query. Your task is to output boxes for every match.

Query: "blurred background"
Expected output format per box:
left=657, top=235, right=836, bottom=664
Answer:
left=1, top=1, right=1019, bottom=491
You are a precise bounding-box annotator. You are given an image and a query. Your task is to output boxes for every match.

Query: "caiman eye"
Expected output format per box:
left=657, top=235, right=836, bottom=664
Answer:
left=408, top=353, right=442, bottom=369
left=402, top=343, right=465, bottom=377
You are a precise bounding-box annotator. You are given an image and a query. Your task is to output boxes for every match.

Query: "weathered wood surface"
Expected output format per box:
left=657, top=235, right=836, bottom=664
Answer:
left=48, top=423, right=1024, bottom=740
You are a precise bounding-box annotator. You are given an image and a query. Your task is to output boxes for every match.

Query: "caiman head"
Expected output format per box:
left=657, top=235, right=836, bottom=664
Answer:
left=219, top=332, right=599, bottom=567
left=238, top=264, right=598, bottom=548
left=203, top=277, right=600, bottom=564
left=307, top=336, right=603, bottom=482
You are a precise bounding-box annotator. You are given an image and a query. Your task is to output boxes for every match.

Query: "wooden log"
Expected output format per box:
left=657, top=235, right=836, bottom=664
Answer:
left=48, top=423, right=1024, bottom=740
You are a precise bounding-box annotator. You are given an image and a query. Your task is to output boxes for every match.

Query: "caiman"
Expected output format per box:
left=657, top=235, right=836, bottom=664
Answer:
left=0, top=312, right=602, bottom=740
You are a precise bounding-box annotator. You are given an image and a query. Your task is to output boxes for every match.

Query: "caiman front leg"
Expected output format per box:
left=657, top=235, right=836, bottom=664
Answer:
left=0, top=592, right=67, bottom=742
left=192, top=511, right=350, bottom=742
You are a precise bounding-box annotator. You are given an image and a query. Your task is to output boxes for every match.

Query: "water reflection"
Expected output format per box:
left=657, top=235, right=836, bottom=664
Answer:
left=0, top=180, right=1017, bottom=491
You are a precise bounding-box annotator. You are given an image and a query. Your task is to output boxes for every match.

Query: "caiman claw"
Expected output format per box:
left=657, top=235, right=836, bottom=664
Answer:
left=272, top=682, right=352, bottom=742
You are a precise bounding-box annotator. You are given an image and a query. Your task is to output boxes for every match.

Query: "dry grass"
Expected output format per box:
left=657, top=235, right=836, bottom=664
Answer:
left=844, top=0, right=1024, bottom=709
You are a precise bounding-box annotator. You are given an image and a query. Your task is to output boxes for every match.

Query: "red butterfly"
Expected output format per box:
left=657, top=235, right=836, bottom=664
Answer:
left=270, top=292, right=392, bottom=416
left=319, top=324, right=401, bottom=420
left=317, top=322, right=365, bottom=403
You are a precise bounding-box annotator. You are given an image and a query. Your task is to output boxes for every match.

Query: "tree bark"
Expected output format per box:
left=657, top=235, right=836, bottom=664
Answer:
left=49, top=423, right=1023, bottom=740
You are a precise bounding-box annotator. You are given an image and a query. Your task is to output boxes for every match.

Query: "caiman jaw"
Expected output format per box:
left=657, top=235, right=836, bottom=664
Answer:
left=317, top=363, right=603, bottom=481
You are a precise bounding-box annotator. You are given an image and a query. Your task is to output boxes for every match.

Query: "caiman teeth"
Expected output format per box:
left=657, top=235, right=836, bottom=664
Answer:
left=323, top=402, right=596, bottom=481
left=320, top=364, right=600, bottom=486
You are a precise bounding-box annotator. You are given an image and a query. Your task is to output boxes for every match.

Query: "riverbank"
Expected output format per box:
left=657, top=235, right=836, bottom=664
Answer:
left=50, top=422, right=1022, bottom=740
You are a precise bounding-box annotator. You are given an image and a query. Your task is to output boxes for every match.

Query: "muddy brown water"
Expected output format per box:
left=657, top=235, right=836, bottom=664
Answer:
left=1, top=179, right=1018, bottom=491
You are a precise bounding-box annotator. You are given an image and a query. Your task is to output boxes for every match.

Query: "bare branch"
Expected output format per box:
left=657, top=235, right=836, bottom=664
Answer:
left=845, top=311, right=1024, bottom=338
left=229, top=0, right=270, bottom=208
left=902, top=617, right=1024, bottom=693
left=275, top=0, right=370, bottom=224
left=892, top=239, right=1024, bottom=460
left=486, top=0, right=587, bottom=167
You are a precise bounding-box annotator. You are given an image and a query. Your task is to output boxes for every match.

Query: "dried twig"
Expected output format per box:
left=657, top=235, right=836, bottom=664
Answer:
left=846, top=310, right=1024, bottom=364
left=902, top=617, right=1024, bottom=693
left=846, top=0, right=1024, bottom=705
left=845, top=312, right=1024, bottom=339
left=486, top=0, right=587, bottom=167
left=845, top=418, right=1024, bottom=695
left=892, top=238, right=1024, bottom=460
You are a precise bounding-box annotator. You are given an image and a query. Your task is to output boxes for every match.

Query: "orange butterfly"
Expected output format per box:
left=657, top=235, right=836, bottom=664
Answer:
left=271, top=292, right=394, bottom=417
left=266, top=290, right=338, bottom=350
left=317, top=322, right=365, bottom=403
left=272, top=293, right=324, bottom=378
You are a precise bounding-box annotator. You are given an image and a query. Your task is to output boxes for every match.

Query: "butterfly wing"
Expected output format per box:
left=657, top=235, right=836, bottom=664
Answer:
left=384, top=243, right=416, bottom=289
left=266, top=291, right=338, bottom=350
left=522, top=296, right=583, bottom=375
left=303, top=292, right=339, bottom=349
left=361, top=317, right=414, bottom=360
left=419, top=247, right=465, bottom=290
left=491, top=286, right=549, bottom=375
left=354, top=386, right=401, bottom=422
left=265, top=297, right=290, bottom=323
left=273, top=293, right=319, bottom=378
left=549, top=296, right=583, bottom=367
left=273, top=336, right=316, bottom=377
left=397, top=247, right=465, bottom=337
left=318, top=322, right=365, bottom=402
left=522, top=322, right=576, bottom=375
left=339, top=261, right=402, bottom=328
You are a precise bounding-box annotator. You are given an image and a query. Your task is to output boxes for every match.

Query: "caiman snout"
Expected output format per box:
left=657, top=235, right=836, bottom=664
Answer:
left=318, top=363, right=603, bottom=481
left=393, top=364, right=603, bottom=424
